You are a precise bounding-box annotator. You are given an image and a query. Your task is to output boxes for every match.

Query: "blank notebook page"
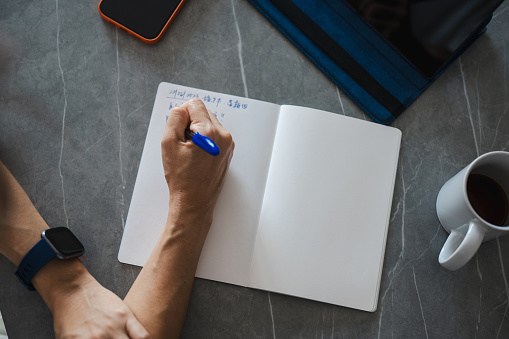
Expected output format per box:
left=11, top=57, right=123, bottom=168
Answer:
left=247, top=105, right=401, bottom=312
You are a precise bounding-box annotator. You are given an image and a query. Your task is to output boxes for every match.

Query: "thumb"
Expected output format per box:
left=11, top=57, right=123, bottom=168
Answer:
left=125, top=314, right=152, bottom=339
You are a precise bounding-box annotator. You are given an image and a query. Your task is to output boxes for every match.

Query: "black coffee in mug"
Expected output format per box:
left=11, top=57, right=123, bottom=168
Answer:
left=467, top=174, right=509, bottom=226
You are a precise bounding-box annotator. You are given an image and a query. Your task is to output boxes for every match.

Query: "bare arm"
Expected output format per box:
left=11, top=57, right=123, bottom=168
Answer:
left=0, top=162, right=150, bottom=339
left=124, top=99, right=235, bottom=339
left=0, top=161, right=49, bottom=265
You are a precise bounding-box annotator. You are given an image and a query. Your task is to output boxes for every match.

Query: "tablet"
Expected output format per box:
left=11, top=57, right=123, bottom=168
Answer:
left=341, top=0, right=504, bottom=78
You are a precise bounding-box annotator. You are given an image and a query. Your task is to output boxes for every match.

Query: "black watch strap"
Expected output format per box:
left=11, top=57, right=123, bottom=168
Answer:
left=15, top=239, right=56, bottom=291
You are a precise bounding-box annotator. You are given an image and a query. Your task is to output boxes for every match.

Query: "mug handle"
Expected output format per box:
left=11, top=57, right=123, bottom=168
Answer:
left=438, top=220, right=486, bottom=271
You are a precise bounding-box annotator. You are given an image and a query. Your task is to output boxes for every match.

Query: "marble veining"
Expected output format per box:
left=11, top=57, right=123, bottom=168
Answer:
left=115, top=28, right=127, bottom=229
left=459, top=57, right=481, bottom=157
left=231, top=0, right=249, bottom=99
left=496, top=238, right=509, bottom=338
left=268, top=292, right=276, bottom=338
left=412, top=267, right=429, bottom=339
left=335, top=87, right=346, bottom=116
left=55, top=0, right=70, bottom=229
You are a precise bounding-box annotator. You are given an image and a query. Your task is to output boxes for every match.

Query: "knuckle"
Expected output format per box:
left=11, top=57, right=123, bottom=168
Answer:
left=161, top=134, right=169, bottom=145
left=88, top=330, right=103, bottom=339
left=221, top=130, right=233, bottom=144
left=168, top=106, right=186, bottom=120
left=200, top=125, right=215, bottom=137
left=169, top=106, right=181, bottom=113
left=188, top=98, right=205, bottom=109
left=115, top=308, right=130, bottom=319
left=189, top=98, right=203, bottom=104
left=161, top=133, right=176, bottom=148
left=160, top=137, right=171, bottom=150
left=105, top=324, right=116, bottom=333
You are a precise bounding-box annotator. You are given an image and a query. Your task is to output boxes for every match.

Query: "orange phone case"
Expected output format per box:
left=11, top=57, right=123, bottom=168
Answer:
left=98, top=0, right=187, bottom=44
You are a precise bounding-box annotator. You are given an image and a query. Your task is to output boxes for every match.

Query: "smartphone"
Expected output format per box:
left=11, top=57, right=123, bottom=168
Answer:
left=98, top=0, right=187, bottom=44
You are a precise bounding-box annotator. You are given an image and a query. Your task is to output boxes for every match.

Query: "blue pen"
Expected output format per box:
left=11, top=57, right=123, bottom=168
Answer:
left=185, top=129, right=220, bottom=156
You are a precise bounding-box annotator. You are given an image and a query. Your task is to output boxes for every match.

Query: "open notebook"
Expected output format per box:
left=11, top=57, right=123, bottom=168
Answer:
left=119, top=82, right=401, bottom=312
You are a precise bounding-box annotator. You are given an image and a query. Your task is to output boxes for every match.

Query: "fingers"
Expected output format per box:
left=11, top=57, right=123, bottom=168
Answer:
left=206, top=107, right=221, bottom=128
left=164, top=105, right=190, bottom=141
left=162, top=98, right=233, bottom=156
left=181, top=99, right=230, bottom=139
left=125, top=314, right=152, bottom=339
left=164, top=99, right=219, bottom=142
left=182, top=98, right=213, bottom=128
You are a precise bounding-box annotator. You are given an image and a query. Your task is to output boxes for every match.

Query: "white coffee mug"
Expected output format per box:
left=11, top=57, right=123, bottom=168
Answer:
left=437, top=151, right=509, bottom=271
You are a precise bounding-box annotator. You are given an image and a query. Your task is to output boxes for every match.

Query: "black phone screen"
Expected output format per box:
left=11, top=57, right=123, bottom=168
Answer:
left=341, top=0, right=503, bottom=77
left=99, top=0, right=183, bottom=40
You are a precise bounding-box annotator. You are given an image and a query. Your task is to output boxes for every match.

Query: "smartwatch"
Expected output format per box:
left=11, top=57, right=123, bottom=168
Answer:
left=15, top=227, right=85, bottom=291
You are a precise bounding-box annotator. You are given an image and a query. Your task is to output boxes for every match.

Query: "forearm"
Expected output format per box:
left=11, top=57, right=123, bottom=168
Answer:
left=124, top=99, right=234, bottom=338
left=0, top=161, right=94, bottom=310
left=124, top=208, right=212, bottom=339
left=0, top=161, right=151, bottom=338
left=0, top=161, right=49, bottom=264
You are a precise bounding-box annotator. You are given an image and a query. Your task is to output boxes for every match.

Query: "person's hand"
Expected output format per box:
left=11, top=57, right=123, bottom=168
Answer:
left=161, top=98, right=235, bottom=221
left=48, top=272, right=151, bottom=339
left=123, top=99, right=234, bottom=339
left=0, top=162, right=150, bottom=338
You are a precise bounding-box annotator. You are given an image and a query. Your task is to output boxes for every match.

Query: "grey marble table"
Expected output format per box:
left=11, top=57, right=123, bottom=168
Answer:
left=1, top=1, right=509, bottom=338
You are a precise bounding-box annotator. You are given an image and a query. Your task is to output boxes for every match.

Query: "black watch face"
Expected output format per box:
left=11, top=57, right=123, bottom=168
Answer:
left=43, top=227, right=85, bottom=258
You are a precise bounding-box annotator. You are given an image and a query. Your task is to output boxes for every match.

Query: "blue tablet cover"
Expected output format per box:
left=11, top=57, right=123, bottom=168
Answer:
left=248, top=0, right=492, bottom=124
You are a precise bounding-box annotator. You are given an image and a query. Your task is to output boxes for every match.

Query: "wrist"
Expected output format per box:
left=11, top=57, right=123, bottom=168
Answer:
left=168, top=200, right=214, bottom=229
left=163, top=205, right=213, bottom=248
left=15, top=227, right=85, bottom=291
left=0, top=223, right=49, bottom=266
left=32, top=258, right=94, bottom=312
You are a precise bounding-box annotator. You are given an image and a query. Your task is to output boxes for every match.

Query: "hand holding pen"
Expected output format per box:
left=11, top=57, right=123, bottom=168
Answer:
left=161, top=98, right=235, bottom=217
